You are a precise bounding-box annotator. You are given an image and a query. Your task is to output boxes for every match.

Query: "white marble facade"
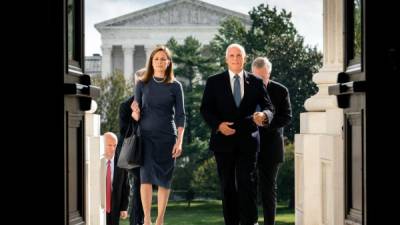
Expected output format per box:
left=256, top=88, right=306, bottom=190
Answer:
left=295, top=0, right=346, bottom=224
left=84, top=101, right=102, bottom=225
left=95, top=0, right=251, bottom=81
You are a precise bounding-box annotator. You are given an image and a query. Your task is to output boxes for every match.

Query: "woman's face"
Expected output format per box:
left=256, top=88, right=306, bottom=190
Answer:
left=152, top=50, right=170, bottom=75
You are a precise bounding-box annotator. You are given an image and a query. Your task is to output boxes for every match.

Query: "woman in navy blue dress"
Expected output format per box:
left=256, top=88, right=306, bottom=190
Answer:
left=131, top=45, right=185, bottom=225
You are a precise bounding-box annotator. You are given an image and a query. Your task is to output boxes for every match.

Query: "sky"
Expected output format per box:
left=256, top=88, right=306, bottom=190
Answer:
left=85, top=0, right=322, bottom=56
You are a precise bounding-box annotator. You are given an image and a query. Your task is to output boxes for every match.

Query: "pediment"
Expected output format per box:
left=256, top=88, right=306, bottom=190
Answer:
left=95, top=0, right=251, bottom=28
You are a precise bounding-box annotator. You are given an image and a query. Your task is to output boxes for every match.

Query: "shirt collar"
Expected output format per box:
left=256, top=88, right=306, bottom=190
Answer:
left=228, top=70, right=244, bottom=80
left=106, top=155, right=114, bottom=164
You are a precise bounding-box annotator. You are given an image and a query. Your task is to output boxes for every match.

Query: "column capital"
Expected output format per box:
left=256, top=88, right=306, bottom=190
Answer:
left=101, top=45, right=112, bottom=54
left=101, top=44, right=112, bottom=49
left=144, top=45, right=154, bottom=59
left=101, top=46, right=112, bottom=78
left=122, top=45, right=135, bottom=54
left=143, top=44, right=153, bottom=49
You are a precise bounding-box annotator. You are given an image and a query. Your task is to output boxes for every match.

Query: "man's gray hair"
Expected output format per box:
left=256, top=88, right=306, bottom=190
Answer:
left=103, top=132, right=118, bottom=142
left=134, top=68, right=146, bottom=79
left=252, top=57, right=272, bottom=74
left=133, top=67, right=146, bottom=85
left=225, top=43, right=246, bottom=58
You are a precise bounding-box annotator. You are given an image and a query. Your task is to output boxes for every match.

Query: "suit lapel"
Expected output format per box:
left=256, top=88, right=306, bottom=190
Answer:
left=240, top=71, right=251, bottom=109
left=112, top=155, right=117, bottom=190
left=222, top=71, right=237, bottom=109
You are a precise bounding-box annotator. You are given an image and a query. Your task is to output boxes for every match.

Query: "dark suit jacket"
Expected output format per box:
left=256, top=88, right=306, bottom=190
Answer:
left=99, top=96, right=134, bottom=223
left=200, top=70, right=274, bottom=153
left=259, top=80, right=292, bottom=163
left=118, top=95, right=141, bottom=175
left=117, top=95, right=137, bottom=150
left=111, top=151, right=129, bottom=215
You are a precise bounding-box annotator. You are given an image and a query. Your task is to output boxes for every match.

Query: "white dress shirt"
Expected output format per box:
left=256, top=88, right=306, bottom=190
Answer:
left=228, top=69, right=244, bottom=99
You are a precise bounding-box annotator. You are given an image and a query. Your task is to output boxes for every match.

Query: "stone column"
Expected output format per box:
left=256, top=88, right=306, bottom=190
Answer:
left=144, top=45, right=153, bottom=63
left=85, top=100, right=101, bottom=225
left=101, top=45, right=112, bottom=78
left=123, top=45, right=135, bottom=83
left=295, top=0, right=345, bottom=225
left=304, top=0, right=344, bottom=112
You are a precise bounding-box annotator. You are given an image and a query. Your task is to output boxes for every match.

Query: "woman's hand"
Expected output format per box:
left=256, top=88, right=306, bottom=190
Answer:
left=172, top=142, right=183, bottom=158
left=120, top=211, right=128, bottom=219
left=131, top=101, right=140, bottom=121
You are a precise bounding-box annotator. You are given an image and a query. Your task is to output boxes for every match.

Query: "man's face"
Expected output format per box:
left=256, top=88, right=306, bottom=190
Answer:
left=252, top=66, right=270, bottom=82
left=104, top=136, right=117, bottom=157
left=226, top=47, right=245, bottom=73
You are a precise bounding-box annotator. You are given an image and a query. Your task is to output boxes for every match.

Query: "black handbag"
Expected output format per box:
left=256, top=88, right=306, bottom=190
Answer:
left=117, top=121, right=143, bottom=169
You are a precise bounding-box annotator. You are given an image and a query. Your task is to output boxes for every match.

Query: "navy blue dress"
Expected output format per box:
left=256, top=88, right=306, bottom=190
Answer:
left=135, top=77, right=185, bottom=188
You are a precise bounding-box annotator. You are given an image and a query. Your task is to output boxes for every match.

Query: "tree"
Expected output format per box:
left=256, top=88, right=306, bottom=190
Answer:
left=191, top=157, right=221, bottom=199
left=167, top=37, right=219, bottom=195
left=167, top=36, right=218, bottom=143
left=247, top=5, right=322, bottom=141
left=92, top=71, right=133, bottom=135
left=209, top=4, right=323, bottom=141
left=277, top=142, right=294, bottom=208
left=208, top=17, right=248, bottom=71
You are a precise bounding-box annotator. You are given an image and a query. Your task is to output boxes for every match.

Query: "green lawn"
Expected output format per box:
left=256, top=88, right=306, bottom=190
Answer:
left=120, top=200, right=294, bottom=225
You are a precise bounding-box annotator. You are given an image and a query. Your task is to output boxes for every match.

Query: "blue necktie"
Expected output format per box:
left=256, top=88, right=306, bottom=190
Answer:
left=233, top=75, right=241, bottom=107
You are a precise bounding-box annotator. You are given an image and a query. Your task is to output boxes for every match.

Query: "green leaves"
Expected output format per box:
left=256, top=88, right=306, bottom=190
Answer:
left=209, top=3, right=323, bottom=141
left=167, top=37, right=216, bottom=192
left=91, top=71, right=132, bottom=135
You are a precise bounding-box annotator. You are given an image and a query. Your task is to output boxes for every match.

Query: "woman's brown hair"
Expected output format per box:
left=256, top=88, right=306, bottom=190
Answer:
left=142, top=45, right=174, bottom=84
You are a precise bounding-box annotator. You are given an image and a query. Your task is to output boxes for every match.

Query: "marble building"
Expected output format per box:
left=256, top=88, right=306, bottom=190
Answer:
left=94, top=0, right=251, bottom=81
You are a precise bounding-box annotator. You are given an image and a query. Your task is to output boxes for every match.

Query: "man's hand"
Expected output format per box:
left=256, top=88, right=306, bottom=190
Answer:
left=131, top=101, right=140, bottom=121
left=218, top=122, right=236, bottom=136
left=253, top=112, right=266, bottom=126
left=120, top=211, right=128, bottom=219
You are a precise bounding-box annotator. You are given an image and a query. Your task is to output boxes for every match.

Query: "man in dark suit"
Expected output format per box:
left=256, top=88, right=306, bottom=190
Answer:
left=118, top=68, right=145, bottom=225
left=118, top=95, right=144, bottom=225
left=200, top=43, right=275, bottom=225
left=101, top=132, right=130, bottom=225
left=252, top=57, right=292, bottom=225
